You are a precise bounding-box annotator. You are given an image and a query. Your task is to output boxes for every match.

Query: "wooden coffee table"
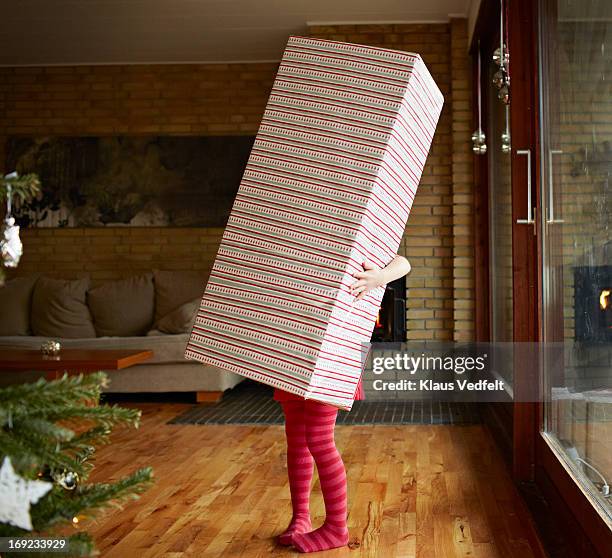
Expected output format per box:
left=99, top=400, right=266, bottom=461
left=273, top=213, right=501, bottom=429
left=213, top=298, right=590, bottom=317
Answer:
left=0, top=348, right=153, bottom=380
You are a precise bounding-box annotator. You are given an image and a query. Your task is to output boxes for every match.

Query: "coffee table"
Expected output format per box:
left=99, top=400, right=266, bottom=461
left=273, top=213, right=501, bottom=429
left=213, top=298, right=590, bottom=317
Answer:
left=0, top=349, right=153, bottom=380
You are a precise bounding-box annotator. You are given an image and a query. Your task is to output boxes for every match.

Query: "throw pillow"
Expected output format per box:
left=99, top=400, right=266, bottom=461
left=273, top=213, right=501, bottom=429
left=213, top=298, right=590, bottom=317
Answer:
left=156, top=298, right=200, bottom=334
left=87, top=273, right=155, bottom=337
left=0, top=275, right=40, bottom=336
left=31, top=277, right=96, bottom=338
left=153, top=269, right=206, bottom=326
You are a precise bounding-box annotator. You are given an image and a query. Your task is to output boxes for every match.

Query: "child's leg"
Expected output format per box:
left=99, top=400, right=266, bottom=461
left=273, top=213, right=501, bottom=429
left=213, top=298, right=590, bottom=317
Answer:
left=278, top=400, right=314, bottom=545
left=292, top=400, right=349, bottom=553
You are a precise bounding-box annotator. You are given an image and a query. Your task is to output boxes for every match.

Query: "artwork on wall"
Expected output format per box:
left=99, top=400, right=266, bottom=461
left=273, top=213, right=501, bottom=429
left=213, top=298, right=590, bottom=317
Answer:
left=5, top=135, right=255, bottom=227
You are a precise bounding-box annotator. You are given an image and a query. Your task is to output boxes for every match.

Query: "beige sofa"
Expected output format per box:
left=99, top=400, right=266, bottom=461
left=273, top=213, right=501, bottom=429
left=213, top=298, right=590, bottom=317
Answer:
left=0, top=270, right=243, bottom=401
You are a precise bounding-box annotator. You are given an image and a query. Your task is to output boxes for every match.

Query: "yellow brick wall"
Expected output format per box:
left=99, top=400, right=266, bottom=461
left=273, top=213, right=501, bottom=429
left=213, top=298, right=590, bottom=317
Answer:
left=0, top=62, right=278, bottom=286
left=308, top=21, right=474, bottom=341
left=450, top=19, right=476, bottom=342
left=3, top=228, right=224, bottom=285
left=1, top=21, right=475, bottom=340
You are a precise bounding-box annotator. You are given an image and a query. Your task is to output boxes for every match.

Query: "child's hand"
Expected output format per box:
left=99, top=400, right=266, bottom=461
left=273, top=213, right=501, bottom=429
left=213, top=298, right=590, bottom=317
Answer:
left=350, top=260, right=384, bottom=300
left=350, top=255, right=412, bottom=301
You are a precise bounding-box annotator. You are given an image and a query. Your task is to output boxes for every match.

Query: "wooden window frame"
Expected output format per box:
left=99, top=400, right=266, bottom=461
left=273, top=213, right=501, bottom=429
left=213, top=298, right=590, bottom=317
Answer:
left=470, top=0, right=611, bottom=555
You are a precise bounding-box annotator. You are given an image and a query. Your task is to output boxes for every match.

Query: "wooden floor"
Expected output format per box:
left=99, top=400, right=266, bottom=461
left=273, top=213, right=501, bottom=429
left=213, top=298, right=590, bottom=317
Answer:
left=81, top=403, right=545, bottom=558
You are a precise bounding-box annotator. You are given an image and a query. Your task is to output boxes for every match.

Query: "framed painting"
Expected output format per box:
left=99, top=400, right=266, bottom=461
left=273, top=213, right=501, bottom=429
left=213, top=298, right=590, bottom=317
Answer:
left=5, top=135, right=255, bottom=227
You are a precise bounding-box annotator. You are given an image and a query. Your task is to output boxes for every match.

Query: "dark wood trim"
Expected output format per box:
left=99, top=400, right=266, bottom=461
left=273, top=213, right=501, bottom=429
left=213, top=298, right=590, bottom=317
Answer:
left=508, top=0, right=541, bottom=482
left=536, top=435, right=611, bottom=557
left=533, top=1, right=611, bottom=553
left=471, top=0, right=612, bottom=555
left=470, top=0, right=516, bottom=473
left=0, top=348, right=153, bottom=373
left=470, top=38, right=491, bottom=343
left=472, top=0, right=541, bottom=481
left=517, top=479, right=596, bottom=557
left=470, top=2, right=515, bottom=479
left=480, top=403, right=513, bottom=463
left=470, top=0, right=498, bottom=51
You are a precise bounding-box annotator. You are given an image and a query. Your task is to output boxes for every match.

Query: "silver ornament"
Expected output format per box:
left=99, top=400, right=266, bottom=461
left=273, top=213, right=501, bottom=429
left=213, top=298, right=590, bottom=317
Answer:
left=492, top=46, right=509, bottom=67
left=501, top=131, right=511, bottom=153
left=472, top=128, right=487, bottom=155
left=492, top=69, right=505, bottom=89
left=498, top=85, right=510, bottom=104
left=54, top=470, right=79, bottom=491
left=41, top=340, right=62, bottom=355
left=0, top=216, right=23, bottom=268
left=471, top=129, right=486, bottom=143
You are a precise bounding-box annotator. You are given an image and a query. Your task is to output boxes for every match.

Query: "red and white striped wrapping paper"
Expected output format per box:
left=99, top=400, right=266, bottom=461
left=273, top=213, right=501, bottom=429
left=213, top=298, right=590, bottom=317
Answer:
left=185, top=36, right=444, bottom=410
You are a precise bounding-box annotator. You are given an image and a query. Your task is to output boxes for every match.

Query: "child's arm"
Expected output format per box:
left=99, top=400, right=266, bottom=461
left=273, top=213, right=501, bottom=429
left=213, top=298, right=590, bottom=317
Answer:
left=350, top=256, right=411, bottom=300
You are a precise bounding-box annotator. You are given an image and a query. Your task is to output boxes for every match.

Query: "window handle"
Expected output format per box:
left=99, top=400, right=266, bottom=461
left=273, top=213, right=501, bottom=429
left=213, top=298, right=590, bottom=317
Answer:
left=547, top=149, right=564, bottom=224
left=516, top=148, right=536, bottom=234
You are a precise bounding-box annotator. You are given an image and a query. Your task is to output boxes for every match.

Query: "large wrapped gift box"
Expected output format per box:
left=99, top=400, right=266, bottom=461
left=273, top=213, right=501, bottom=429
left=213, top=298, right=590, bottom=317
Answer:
left=185, top=36, right=444, bottom=410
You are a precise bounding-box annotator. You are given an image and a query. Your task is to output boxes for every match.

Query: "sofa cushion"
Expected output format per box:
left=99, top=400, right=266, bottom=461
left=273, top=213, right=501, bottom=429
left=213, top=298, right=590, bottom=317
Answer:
left=31, top=277, right=96, bottom=338
left=156, top=297, right=199, bottom=334
left=0, top=275, right=39, bottom=336
left=153, top=269, right=205, bottom=326
left=88, top=273, right=155, bottom=337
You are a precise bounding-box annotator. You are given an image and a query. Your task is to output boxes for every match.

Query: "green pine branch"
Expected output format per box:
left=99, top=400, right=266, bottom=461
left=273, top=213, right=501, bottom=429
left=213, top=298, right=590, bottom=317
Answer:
left=0, top=172, right=41, bottom=204
left=46, top=403, right=142, bottom=430
left=0, top=373, right=142, bottom=479
left=31, top=467, right=154, bottom=531
left=0, top=429, right=85, bottom=476
left=0, top=372, right=153, bottom=555
left=0, top=467, right=153, bottom=538
left=0, top=372, right=108, bottom=418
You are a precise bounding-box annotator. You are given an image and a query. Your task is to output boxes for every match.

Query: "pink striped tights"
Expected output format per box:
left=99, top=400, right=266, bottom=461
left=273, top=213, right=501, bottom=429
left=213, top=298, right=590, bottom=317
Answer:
left=277, top=399, right=350, bottom=553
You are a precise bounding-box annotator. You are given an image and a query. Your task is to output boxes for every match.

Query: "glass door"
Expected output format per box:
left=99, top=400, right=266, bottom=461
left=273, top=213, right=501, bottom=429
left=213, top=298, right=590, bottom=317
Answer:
left=539, top=0, right=612, bottom=523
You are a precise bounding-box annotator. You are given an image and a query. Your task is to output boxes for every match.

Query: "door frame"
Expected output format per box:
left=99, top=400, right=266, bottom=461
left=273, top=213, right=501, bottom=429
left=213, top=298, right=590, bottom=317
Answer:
left=534, top=0, right=612, bottom=553
left=471, top=0, right=540, bottom=481
left=507, top=0, right=541, bottom=483
left=470, top=0, right=611, bottom=555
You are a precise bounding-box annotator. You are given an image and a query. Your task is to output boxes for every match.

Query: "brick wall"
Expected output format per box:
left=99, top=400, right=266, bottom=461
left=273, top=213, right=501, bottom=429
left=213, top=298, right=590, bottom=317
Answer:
left=0, top=62, right=278, bottom=286
left=1, top=20, right=475, bottom=341
left=308, top=21, right=474, bottom=341
left=450, top=19, right=476, bottom=342
left=0, top=62, right=277, bottom=136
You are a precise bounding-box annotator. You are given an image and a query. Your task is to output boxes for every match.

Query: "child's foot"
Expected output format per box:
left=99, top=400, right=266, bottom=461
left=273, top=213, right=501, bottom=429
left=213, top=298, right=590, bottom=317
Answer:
left=292, top=524, right=350, bottom=553
left=277, top=514, right=312, bottom=546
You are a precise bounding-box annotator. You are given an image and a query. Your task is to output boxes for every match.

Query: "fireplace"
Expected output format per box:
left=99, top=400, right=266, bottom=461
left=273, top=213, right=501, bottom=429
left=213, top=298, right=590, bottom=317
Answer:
left=574, top=265, right=612, bottom=344
left=371, top=276, right=407, bottom=342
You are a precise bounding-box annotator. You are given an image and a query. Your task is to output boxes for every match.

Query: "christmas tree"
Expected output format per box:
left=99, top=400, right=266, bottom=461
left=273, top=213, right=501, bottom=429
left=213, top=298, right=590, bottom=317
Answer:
left=1, top=170, right=41, bottom=286
left=0, top=372, right=153, bottom=556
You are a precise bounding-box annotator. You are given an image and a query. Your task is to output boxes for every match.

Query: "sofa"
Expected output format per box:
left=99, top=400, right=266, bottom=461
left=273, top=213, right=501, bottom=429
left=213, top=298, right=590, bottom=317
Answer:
left=0, top=270, right=243, bottom=400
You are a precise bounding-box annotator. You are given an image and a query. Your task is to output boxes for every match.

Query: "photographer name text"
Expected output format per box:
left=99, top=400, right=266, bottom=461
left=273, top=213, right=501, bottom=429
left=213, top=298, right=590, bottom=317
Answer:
left=371, top=379, right=505, bottom=392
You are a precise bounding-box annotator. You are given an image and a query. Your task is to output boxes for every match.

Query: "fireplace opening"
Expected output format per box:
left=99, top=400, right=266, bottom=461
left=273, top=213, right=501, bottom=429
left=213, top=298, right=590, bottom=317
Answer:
left=600, top=289, right=610, bottom=311
left=574, top=265, right=612, bottom=344
left=600, top=288, right=612, bottom=330
left=371, top=276, right=407, bottom=342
